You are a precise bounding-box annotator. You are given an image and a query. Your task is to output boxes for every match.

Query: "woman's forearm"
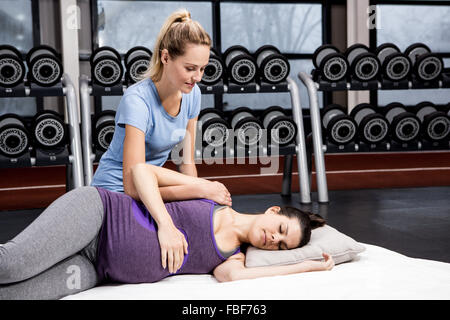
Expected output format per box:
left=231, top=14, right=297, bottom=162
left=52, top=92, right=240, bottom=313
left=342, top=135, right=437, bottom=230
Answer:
left=229, top=262, right=316, bottom=282
left=158, top=184, right=205, bottom=202
left=178, top=162, right=198, bottom=177
left=131, top=164, right=175, bottom=227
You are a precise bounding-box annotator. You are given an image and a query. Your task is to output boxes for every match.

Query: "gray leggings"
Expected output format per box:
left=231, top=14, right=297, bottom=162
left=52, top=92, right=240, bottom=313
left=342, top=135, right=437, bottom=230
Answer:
left=0, top=186, right=104, bottom=300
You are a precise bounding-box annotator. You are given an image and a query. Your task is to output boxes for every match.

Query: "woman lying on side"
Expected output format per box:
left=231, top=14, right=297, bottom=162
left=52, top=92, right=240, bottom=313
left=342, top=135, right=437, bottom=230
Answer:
left=0, top=164, right=333, bottom=300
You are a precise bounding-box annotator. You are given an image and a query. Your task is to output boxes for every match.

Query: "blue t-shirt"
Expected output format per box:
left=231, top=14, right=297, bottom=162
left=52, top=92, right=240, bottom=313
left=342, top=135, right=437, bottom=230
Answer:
left=91, top=78, right=201, bottom=192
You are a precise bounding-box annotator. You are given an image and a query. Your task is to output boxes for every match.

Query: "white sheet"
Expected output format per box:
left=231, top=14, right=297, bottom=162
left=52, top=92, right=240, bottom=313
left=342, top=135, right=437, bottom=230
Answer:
left=63, top=244, right=450, bottom=300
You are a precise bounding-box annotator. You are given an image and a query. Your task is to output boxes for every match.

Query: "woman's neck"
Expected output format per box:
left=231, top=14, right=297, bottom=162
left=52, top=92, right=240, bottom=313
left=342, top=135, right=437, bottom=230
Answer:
left=218, top=208, right=256, bottom=246
left=154, top=74, right=181, bottom=103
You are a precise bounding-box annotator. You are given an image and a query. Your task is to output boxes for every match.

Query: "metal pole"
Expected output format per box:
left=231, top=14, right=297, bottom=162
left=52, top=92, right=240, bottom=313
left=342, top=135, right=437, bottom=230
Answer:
left=286, top=77, right=311, bottom=204
left=62, top=73, right=84, bottom=189
left=79, top=75, right=94, bottom=186
left=297, top=72, right=329, bottom=203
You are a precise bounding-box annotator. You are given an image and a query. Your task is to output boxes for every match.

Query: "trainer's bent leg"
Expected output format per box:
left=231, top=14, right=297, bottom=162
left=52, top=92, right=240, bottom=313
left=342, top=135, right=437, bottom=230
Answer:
left=0, top=186, right=104, bottom=284
left=0, top=254, right=98, bottom=300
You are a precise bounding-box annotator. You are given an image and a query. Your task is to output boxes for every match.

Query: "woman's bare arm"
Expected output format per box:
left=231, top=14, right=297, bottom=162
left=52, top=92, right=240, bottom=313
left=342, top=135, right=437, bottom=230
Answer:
left=122, top=124, right=230, bottom=204
left=178, top=117, right=198, bottom=177
left=213, top=252, right=334, bottom=282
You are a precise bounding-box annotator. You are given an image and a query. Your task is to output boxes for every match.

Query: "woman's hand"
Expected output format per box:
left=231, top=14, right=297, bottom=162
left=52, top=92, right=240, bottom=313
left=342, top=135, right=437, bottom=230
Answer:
left=157, top=223, right=189, bottom=274
left=199, top=181, right=232, bottom=206
left=307, top=253, right=335, bottom=271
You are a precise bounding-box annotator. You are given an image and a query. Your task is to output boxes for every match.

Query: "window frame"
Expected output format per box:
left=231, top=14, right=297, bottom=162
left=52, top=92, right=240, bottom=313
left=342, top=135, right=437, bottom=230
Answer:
left=88, top=0, right=338, bottom=111
left=369, top=0, right=450, bottom=107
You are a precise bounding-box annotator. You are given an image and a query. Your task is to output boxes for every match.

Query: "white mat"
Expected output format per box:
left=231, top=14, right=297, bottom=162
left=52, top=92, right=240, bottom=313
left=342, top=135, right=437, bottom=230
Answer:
left=63, top=244, right=450, bottom=300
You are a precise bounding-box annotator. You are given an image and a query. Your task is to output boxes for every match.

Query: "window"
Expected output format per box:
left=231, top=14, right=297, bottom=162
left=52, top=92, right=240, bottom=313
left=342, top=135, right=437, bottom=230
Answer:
left=372, top=2, right=450, bottom=106
left=219, top=2, right=324, bottom=112
left=96, top=0, right=213, bottom=54
left=0, top=0, right=36, bottom=117
left=92, top=1, right=329, bottom=112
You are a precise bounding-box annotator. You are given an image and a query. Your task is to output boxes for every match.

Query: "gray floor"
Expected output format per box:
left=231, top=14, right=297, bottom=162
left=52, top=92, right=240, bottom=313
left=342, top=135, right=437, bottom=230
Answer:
left=1, top=186, right=449, bottom=263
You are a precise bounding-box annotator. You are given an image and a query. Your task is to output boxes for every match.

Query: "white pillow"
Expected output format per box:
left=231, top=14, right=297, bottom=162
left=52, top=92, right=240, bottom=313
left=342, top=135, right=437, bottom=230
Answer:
left=245, top=224, right=366, bottom=267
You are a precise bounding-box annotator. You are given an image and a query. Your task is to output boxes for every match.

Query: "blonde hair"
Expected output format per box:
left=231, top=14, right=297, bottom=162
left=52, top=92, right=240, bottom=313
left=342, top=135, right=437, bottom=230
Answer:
left=142, top=9, right=211, bottom=82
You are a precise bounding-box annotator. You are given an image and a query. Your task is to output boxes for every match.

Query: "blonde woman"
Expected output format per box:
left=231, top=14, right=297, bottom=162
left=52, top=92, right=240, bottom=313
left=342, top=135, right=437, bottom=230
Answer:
left=91, top=9, right=232, bottom=270
left=92, top=9, right=231, bottom=206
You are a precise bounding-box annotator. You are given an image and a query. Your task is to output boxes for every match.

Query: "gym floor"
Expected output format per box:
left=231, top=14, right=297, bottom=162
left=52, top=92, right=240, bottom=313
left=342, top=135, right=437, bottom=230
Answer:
left=1, top=185, right=449, bottom=263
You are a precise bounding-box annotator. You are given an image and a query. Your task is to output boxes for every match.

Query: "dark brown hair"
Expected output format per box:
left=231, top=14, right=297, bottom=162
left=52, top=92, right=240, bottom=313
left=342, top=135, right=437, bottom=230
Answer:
left=278, top=206, right=326, bottom=248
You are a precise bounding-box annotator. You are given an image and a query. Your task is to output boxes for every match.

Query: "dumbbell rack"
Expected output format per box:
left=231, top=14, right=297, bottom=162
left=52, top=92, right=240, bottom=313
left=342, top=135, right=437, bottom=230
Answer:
left=79, top=75, right=312, bottom=204
left=0, top=74, right=84, bottom=190
left=298, top=70, right=450, bottom=203
left=198, top=77, right=311, bottom=203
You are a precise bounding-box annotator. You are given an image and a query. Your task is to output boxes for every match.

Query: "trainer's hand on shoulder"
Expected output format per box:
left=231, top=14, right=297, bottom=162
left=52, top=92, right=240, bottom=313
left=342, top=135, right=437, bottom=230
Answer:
left=157, top=223, right=188, bottom=274
left=200, top=181, right=232, bottom=206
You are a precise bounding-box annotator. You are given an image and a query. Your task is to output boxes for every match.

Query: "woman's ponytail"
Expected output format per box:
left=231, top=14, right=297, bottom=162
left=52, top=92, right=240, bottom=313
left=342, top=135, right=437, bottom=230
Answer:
left=308, top=212, right=326, bottom=229
left=141, top=9, right=211, bottom=82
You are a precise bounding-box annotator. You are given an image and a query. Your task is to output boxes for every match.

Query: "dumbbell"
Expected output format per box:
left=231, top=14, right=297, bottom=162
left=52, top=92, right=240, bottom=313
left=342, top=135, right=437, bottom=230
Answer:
left=375, top=43, right=411, bottom=82
left=90, top=46, right=124, bottom=86
left=93, top=110, right=116, bottom=152
left=260, top=106, right=297, bottom=146
left=201, top=48, right=225, bottom=85
left=321, top=104, right=357, bottom=145
left=382, top=102, right=420, bottom=143
left=230, top=107, right=263, bottom=146
left=345, top=44, right=381, bottom=82
left=253, top=45, right=290, bottom=84
left=414, top=101, right=450, bottom=142
left=26, top=45, right=63, bottom=87
left=223, top=46, right=257, bottom=85
left=0, top=45, right=26, bottom=87
left=124, top=46, right=152, bottom=84
left=312, top=44, right=349, bottom=82
left=350, top=103, right=389, bottom=145
left=404, top=43, right=443, bottom=82
left=198, top=108, right=231, bottom=147
left=32, top=110, right=68, bottom=149
left=0, top=114, right=31, bottom=157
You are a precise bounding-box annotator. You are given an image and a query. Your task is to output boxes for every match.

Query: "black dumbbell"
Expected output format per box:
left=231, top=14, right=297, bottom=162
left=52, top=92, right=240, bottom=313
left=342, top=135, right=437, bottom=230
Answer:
left=415, top=101, right=450, bottom=142
left=350, top=103, right=389, bottom=145
left=375, top=43, right=411, bottom=82
left=0, top=114, right=31, bottom=157
left=223, top=46, right=257, bottom=85
left=93, top=110, right=116, bottom=152
left=312, top=44, right=349, bottom=82
left=32, top=110, right=67, bottom=149
left=124, top=46, right=152, bottom=85
left=198, top=108, right=230, bottom=147
left=26, top=45, right=63, bottom=87
left=201, top=48, right=225, bottom=85
left=260, top=106, right=297, bottom=146
left=0, top=45, right=26, bottom=87
left=230, top=107, right=263, bottom=146
left=345, top=44, right=381, bottom=82
left=321, top=104, right=357, bottom=145
left=404, top=43, right=443, bottom=82
left=382, top=102, right=421, bottom=143
left=253, top=45, right=290, bottom=84
left=90, top=46, right=123, bottom=86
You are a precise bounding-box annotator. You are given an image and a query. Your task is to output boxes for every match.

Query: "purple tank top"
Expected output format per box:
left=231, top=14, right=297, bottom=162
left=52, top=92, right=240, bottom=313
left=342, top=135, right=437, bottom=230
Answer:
left=94, top=187, right=240, bottom=284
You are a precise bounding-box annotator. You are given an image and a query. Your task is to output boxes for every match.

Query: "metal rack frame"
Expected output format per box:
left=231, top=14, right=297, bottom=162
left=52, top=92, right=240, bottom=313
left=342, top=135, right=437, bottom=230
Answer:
left=298, top=70, right=450, bottom=204
left=79, top=76, right=312, bottom=204
left=0, top=74, right=84, bottom=189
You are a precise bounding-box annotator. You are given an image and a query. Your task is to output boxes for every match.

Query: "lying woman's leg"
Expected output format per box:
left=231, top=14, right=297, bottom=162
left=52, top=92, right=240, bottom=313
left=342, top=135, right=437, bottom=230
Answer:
left=0, top=186, right=104, bottom=285
left=0, top=254, right=98, bottom=300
